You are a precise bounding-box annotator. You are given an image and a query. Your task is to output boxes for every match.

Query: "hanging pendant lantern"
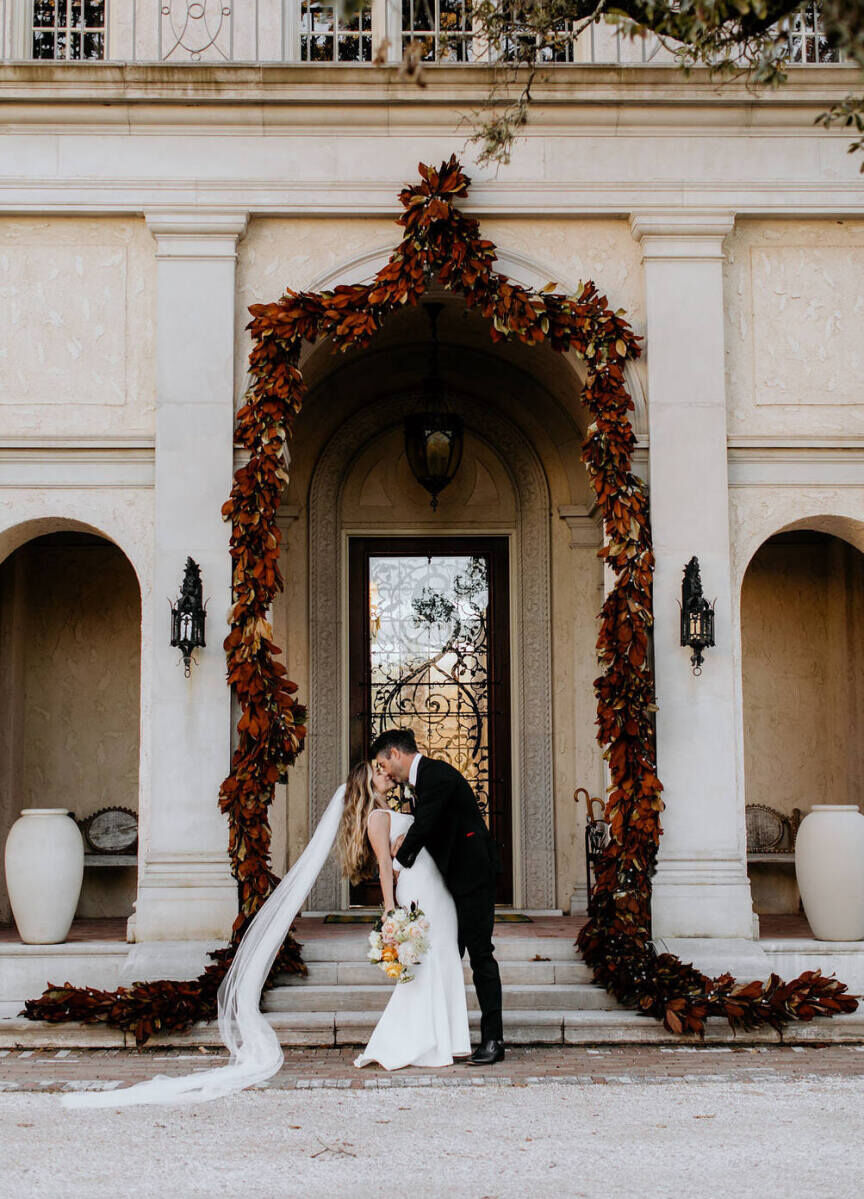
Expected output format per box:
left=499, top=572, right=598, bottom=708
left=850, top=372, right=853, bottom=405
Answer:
left=404, top=303, right=464, bottom=511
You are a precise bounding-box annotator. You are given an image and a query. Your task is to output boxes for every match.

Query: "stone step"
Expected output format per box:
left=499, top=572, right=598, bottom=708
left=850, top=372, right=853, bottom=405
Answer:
left=297, top=935, right=580, bottom=964
left=6, top=1007, right=864, bottom=1049
left=262, top=983, right=619, bottom=1013
left=274, top=960, right=593, bottom=987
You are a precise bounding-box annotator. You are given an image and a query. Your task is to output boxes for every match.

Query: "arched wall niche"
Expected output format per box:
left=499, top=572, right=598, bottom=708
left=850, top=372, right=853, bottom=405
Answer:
left=732, top=505, right=864, bottom=590
left=737, top=509, right=864, bottom=917
left=305, top=388, right=557, bottom=910
left=0, top=515, right=143, bottom=582
left=0, top=519, right=144, bottom=925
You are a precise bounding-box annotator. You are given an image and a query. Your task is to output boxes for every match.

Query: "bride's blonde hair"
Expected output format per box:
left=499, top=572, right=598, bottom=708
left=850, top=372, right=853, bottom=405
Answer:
left=338, top=761, right=382, bottom=884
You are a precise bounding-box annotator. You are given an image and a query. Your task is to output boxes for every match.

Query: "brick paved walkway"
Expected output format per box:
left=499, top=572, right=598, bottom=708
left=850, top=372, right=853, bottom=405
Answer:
left=3, top=1043, right=864, bottom=1094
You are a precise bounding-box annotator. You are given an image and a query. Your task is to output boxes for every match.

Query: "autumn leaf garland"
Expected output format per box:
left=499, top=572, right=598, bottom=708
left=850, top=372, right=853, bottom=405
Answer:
left=23, top=156, right=856, bottom=1047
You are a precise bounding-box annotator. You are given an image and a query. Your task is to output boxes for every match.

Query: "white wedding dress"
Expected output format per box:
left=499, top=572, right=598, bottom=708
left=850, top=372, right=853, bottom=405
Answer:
left=354, top=809, right=470, bottom=1070
left=60, top=789, right=468, bottom=1109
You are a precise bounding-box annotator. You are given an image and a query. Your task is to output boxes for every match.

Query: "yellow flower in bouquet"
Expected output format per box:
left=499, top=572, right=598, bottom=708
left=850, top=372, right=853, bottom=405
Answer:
left=367, top=903, right=431, bottom=985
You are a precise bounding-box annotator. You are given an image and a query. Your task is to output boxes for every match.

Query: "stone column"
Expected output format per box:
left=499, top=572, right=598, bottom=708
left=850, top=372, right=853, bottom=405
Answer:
left=630, top=213, right=756, bottom=945
left=132, top=213, right=248, bottom=943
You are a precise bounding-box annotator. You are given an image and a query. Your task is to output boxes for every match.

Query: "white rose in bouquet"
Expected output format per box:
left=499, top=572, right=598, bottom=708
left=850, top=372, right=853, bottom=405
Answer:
left=397, top=941, right=420, bottom=966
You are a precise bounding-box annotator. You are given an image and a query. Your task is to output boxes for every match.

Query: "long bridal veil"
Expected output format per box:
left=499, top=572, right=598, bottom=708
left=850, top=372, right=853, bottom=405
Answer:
left=61, top=784, right=346, bottom=1109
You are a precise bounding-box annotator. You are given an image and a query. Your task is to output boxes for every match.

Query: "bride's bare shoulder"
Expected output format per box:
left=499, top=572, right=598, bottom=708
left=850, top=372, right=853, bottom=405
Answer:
left=367, top=808, right=391, bottom=830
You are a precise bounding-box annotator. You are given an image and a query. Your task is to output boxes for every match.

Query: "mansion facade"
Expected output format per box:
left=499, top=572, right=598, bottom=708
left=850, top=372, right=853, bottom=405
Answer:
left=1, top=5, right=863, bottom=998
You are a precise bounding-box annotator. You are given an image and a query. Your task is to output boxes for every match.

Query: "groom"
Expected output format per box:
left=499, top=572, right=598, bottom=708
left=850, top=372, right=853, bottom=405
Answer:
left=370, top=727, right=505, bottom=1066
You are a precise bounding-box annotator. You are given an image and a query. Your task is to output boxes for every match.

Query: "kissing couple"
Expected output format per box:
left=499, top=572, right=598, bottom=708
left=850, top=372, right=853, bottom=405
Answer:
left=63, top=728, right=504, bottom=1108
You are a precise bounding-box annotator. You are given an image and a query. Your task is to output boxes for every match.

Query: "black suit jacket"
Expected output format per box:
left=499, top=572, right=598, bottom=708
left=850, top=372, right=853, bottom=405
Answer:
left=394, top=757, right=499, bottom=896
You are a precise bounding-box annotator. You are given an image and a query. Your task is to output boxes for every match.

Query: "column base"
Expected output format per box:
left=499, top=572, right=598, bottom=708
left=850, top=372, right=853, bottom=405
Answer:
left=653, top=938, right=772, bottom=984
left=132, top=854, right=237, bottom=942
left=651, top=859, right=757, bottom=940
left=117, top=940, right=226, bottom=986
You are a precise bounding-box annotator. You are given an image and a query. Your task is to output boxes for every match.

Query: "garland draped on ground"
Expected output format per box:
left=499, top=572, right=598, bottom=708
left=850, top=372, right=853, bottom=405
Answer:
left=23, top=157, right=855, bottom=1046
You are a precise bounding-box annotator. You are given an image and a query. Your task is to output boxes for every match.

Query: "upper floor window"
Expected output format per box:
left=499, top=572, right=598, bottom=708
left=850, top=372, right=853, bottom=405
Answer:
left=401, top=0, right=477, bottom=63
left=300, top=2, right=373, bottom=62
left=785, top=3, right=840, bottom=64
left=32, top=0, right=106, bottom=60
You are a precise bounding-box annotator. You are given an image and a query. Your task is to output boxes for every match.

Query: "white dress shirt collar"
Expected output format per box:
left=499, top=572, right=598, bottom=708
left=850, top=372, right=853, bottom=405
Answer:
left=408, top=753, right=422, bottom=788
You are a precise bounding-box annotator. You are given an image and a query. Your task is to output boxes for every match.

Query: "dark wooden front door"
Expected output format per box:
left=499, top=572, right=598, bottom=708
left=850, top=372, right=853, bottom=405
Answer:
left=349, top=537, right=513, bottom=905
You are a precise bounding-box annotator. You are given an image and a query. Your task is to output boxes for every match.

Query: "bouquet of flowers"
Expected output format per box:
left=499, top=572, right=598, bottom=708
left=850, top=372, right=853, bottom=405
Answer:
left=367, top=902, right=431, bottom=984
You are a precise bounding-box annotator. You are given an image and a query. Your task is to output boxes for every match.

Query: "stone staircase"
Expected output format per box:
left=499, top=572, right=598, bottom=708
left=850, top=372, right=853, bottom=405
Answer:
left=261, top=930, right=613, bottom=1045
left=3, top=917, right=864, bottom=1048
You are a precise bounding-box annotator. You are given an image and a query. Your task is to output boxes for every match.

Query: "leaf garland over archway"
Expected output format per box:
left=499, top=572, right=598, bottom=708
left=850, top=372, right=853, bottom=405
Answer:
left=24, top=158, right=855, bottom=1045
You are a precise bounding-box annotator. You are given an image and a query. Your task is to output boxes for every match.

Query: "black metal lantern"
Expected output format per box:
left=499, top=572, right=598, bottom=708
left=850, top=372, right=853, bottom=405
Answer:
left=680, top=556, right=715, bottom=676
left=404, top=303, right=464, bottom=510
left=170, top=557, right=207, bottom=677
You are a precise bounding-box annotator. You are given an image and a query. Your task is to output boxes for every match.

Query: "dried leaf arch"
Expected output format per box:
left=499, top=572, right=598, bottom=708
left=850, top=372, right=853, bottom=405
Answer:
left=24, top=159, right=855, bottom=1044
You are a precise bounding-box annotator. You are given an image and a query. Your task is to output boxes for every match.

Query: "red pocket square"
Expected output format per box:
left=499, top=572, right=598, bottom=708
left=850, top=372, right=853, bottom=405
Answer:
left=466, top=831, right=475, bottom=838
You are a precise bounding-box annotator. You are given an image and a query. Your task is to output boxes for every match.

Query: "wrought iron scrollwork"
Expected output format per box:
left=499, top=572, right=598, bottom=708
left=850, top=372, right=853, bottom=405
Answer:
left=368, top=554, right=492, bottom=819
left=161, top=0, right=232, bottom=61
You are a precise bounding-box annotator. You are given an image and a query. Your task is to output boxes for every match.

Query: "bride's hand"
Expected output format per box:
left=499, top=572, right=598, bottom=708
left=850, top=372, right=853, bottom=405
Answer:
left=392, top=834, right=405, bottom=856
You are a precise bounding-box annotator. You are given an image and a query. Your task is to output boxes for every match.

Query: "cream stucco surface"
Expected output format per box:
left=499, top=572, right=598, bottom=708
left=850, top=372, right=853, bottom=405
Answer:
left=725, top=220, right=864, bottom=438
left=0, top=218, right=156, bottom=437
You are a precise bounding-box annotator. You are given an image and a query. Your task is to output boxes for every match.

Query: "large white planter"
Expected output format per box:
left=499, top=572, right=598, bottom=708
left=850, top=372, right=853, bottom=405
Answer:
left=795, top=805, right=864, bottom=941
left=4, top=809, right=84, bottom=944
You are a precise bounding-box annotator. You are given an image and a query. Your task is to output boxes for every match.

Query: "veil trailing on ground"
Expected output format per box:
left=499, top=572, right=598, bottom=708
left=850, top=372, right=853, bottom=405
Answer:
left=61, top=785, right=347, bottom=1109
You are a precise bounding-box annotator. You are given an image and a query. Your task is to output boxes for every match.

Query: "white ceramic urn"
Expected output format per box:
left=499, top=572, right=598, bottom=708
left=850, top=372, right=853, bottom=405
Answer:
left=795, top=805, right=864, bottom=941
left=4, top=809, right=84, bottom=944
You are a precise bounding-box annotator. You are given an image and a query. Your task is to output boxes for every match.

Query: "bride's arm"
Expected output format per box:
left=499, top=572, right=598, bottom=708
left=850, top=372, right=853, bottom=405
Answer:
left=367, top=809, right=397, bottom=912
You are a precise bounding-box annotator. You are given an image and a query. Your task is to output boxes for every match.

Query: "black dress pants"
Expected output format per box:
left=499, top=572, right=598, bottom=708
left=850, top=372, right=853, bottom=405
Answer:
left=454, top=883, right=503, bottom=1043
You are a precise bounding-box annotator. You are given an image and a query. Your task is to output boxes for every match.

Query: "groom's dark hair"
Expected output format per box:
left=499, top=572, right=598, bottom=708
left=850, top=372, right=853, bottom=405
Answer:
left=369, top=727, right=418, bottom=757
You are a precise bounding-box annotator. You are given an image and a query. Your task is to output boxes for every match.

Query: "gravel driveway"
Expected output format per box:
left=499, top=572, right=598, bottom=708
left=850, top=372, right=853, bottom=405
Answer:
left=3, top=1076, right=863, bottom=1199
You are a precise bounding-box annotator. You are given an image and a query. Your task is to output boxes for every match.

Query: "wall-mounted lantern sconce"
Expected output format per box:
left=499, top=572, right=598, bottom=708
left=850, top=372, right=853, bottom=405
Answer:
left=170, top=557, right=207, bottom=677
left=404, top=302, right=464, bottom=511
left=679, top=556, right=715, bottom=676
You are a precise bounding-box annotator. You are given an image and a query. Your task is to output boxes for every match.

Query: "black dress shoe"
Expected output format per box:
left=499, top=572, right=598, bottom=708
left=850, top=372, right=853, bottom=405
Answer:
left=467, top=1039, right=505, bottom=1066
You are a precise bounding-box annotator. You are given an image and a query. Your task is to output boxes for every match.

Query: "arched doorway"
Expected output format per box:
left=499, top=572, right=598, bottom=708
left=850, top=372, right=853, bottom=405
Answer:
left=0, top=528, right=142, bottom=928
left=741, top=524, right=864, bottom=917
left=274, top=293, right=605, bottom=913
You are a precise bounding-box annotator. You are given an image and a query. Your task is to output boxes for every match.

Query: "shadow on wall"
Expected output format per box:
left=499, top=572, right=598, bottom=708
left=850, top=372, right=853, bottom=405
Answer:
left=741, top=529, right=864, bottom=915
left=0, top=531, right=141, bottom=925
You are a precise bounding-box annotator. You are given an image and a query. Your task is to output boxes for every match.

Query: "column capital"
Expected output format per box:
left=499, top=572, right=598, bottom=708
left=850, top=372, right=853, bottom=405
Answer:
left=557, top=504, right=602, bottom=548
left=629, top=210, right=736, bottom=263
left=145, top=211, right=249, bottom=261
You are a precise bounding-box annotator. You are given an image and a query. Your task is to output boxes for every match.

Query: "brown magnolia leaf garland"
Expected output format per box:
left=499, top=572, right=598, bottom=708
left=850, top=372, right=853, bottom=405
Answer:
left=23, top=157, right=856, bottom=1046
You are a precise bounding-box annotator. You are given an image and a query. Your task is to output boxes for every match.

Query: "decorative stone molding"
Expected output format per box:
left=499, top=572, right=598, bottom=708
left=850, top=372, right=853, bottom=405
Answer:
left=307, top=393, right=556, bottom=911
left=276, top=505, right=302, bottom=534
left=145, top=212, right=249, bottom=261
left=558, top=504, right=603, bottom=548
left=629, top=211, right=736, bottom=262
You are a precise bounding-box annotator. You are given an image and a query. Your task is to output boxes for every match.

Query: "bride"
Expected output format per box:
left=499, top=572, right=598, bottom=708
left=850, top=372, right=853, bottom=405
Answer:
left=61, top=760, right=468, bottom=1108
left=341, top=761, right=470, bottom=1070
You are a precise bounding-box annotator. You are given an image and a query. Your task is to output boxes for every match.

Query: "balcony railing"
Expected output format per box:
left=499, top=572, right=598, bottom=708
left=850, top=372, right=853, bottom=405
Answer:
left=0, top=0, right=848, bottom=66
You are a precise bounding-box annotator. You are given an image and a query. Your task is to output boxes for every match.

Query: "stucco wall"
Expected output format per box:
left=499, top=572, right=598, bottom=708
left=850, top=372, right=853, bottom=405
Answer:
left=0, top=217, right=156, bottom=437
left=0, top=535, right=141, bottom=923
left=741, top=531, right=864, bottom=914
left=725, top=219, right=864, bottom=438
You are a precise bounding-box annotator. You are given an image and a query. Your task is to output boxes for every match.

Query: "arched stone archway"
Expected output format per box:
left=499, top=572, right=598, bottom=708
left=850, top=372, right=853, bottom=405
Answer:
left=306, top=390, right=556, bottom=911
left=304, top=247, right=649, bottom=440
